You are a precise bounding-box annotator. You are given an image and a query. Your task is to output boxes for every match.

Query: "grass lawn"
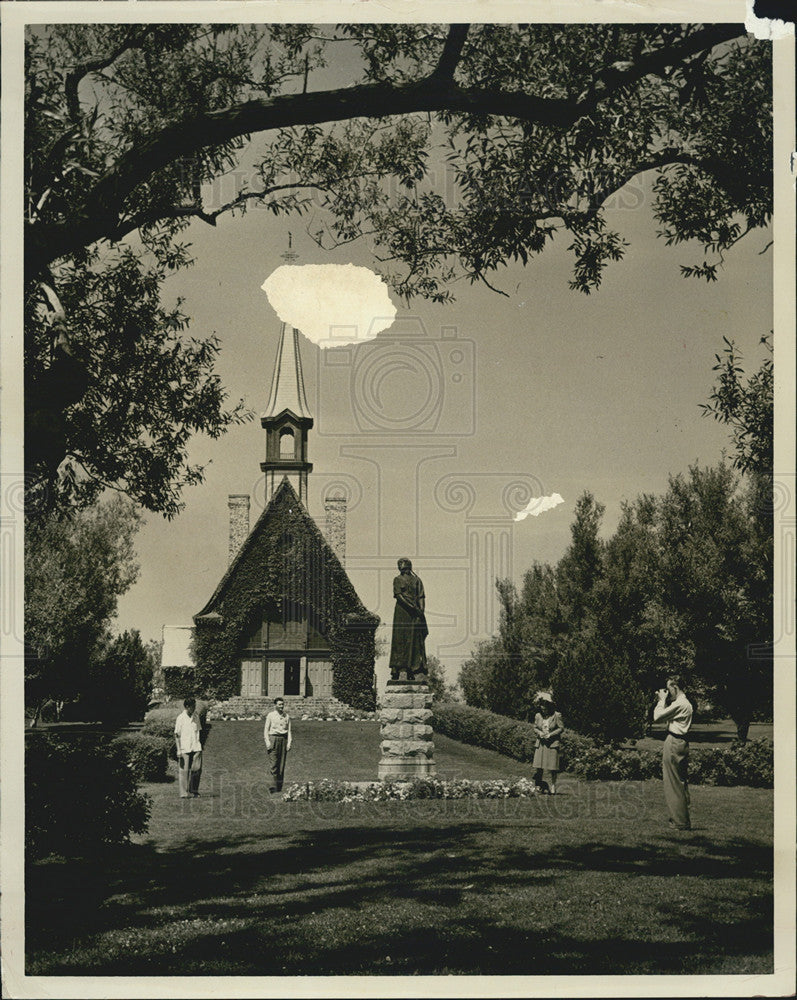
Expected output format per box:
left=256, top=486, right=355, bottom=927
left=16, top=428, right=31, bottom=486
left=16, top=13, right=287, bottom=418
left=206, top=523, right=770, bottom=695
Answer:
left=26, top=720, right=774, bottom=977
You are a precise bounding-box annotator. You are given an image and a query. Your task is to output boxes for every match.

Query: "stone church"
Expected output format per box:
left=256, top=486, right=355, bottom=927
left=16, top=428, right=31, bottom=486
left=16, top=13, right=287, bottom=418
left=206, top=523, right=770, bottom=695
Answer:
left=161, top=323, right=378, bottom=714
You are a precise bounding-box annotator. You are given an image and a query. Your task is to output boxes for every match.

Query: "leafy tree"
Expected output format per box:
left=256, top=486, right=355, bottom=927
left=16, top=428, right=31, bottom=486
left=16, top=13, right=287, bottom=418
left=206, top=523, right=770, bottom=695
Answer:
left=25, top=23, right=772, bottom=516
left=552, top=620, right=649, bottom=742
left=25, top=497, right=142, bottom=722
left=462, top=462, right=771, bottom=740
left=84, top=629, right=157, bottom=724
left=458, top=637, right=505, bottom=710
left=656, top=463, right=771, bottom=739
left=510, top=563, right=562, bottom=685
left=701, top=334, right=773, bottom=479
left=425, top=654, right=457, bottom=702
left=599, top=496, right=690, bottom=695
left=556, top=491, right=606, bottom=626
left=26, top=247, right=251, bottom=520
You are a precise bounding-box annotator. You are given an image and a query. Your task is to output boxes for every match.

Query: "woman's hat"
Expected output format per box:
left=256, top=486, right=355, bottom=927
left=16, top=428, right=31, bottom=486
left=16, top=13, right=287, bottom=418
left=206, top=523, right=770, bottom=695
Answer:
left=535, top=691, right=554, bottom=705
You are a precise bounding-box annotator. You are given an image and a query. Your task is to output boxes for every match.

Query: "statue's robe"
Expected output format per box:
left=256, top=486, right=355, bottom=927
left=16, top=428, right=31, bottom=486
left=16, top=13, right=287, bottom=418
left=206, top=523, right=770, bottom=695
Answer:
left=388, top=572, right=428, bottom=681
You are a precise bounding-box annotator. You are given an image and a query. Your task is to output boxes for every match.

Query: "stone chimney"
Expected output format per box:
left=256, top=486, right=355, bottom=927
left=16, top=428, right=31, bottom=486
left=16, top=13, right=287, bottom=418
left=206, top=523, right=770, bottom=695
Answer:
left=324, top=493, right=347, bottom=567
left=228, top=494, right=250, bottom=563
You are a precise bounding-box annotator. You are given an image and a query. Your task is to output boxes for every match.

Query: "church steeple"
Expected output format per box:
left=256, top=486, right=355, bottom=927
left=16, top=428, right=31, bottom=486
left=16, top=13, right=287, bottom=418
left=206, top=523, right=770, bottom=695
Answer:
left=260, top=323, right=313, bottom=504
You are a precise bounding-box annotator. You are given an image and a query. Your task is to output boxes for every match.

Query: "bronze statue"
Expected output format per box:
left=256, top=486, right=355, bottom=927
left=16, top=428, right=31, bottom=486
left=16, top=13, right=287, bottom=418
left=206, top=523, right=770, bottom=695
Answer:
left=388, top=557, right=428, bottom=682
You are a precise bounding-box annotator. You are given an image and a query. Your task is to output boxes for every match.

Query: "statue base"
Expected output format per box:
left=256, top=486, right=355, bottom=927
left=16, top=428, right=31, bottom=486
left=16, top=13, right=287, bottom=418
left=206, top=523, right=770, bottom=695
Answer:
left=378, top=681, right=436, bottom=780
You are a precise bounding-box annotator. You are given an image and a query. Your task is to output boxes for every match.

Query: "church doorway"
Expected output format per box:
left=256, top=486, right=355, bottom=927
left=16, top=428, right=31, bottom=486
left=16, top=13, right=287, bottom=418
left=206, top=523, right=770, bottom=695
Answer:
left=284, top=657, right=301, bottom=696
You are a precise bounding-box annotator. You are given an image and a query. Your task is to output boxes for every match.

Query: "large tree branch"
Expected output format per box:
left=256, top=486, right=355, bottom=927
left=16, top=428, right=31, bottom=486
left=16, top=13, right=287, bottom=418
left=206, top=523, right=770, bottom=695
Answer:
left=432, top=24, right=470, bottom=80
left=64, top=26, right=154, bottom=121
left=580, top=23, right=744, bottom=114
left=27, top=22, right=746, bottom=276
left=119, top=180, right=361, bottom=242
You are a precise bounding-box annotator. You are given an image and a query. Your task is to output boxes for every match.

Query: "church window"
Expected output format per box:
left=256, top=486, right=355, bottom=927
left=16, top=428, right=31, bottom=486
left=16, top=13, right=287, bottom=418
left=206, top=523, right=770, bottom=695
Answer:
left=279, top=428, right=295, bottom=457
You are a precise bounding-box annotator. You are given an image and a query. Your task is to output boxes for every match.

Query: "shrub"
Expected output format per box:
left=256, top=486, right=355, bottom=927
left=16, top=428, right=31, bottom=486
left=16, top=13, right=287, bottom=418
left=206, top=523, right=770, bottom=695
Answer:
left=26, top=733, right=151, bottom=860
left=569, top=739, right=772, bottom=787
left=298, top=706, right=377, bottom=721
left=110, top=732, right=172, bottom=782
left=689, top=738, right=773, bottom=788
left=432, top=702, right=595, bottom=771
left=570, top=745, right=660, bottom=782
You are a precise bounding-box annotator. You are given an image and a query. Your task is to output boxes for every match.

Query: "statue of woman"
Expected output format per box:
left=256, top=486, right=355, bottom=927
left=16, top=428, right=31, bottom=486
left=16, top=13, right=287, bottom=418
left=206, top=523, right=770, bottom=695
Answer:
left=388, top=557, right=428, bottom=682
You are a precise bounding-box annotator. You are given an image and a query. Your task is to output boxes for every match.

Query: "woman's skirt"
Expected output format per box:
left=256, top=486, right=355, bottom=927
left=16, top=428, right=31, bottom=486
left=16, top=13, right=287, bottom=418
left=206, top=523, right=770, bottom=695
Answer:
left=532, top=744, right=560, bottom=771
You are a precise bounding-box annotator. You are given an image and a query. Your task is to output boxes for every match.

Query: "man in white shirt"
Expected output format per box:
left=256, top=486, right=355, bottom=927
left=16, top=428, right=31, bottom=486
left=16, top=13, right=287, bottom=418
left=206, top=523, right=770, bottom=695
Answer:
left=264, top=697, right=292, bottom=793
left=653, top=676, right=693, bottom=830
left=174, top=696, right=203, bottom=799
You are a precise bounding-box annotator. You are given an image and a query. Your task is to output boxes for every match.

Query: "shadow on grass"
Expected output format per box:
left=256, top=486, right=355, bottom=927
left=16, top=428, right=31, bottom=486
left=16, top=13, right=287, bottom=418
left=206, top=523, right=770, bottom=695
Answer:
left=166, top=893, right=773, bottom=976
left=27, top=818, right=773, bottom=976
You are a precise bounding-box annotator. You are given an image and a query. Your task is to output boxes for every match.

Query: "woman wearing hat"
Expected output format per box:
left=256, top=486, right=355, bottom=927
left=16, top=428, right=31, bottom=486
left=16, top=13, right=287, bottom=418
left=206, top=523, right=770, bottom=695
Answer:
left=532, top=692, right=564, bottom=794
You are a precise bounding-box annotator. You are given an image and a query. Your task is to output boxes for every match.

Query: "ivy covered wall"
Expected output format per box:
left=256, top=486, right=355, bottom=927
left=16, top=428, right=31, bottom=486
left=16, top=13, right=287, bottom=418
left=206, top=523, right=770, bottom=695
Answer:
left=192, top=480, right=378, bottom=710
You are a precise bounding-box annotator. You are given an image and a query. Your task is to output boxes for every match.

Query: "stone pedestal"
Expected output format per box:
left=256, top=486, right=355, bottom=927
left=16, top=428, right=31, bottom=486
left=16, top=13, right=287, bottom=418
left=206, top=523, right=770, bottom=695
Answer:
left=378, top=681, right=436, bottom=779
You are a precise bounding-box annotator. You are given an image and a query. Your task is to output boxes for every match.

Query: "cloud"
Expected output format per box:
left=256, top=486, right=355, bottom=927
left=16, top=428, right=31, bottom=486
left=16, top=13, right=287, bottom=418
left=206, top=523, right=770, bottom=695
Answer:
left=514, top=493, right=565, bottom=521
left=262, top=264, right=397, bottom=347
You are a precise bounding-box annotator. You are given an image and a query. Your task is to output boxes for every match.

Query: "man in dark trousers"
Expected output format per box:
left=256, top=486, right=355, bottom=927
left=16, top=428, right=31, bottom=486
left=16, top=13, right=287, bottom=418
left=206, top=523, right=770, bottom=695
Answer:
left=264, top=696, right=292, bottom=793
left=653, top=675, right=694, bottom=830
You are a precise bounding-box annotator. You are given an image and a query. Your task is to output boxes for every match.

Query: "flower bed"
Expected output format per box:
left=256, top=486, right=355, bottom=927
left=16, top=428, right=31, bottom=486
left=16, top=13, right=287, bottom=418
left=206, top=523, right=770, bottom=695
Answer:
left=283, top=776, right=539, bottom=802
left=299, top=708, right=377, bottom=722
left=209, top=707, right=377, bottom=722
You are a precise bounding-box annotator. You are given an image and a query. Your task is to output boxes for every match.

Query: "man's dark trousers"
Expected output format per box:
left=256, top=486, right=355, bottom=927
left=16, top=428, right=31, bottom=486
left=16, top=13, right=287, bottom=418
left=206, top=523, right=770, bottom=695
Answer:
left=268, top=734, right=288, bottom=792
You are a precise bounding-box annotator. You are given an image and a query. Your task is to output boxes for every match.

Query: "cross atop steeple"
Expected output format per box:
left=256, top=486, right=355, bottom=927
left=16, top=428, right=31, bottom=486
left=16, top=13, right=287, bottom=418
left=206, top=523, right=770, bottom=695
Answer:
left=280, top=230, right=299, bottom=264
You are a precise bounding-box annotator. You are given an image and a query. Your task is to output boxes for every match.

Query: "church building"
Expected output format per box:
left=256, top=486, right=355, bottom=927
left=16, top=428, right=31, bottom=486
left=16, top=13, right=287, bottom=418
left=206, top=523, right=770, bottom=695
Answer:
left=186, top=323, right=378, bottom=713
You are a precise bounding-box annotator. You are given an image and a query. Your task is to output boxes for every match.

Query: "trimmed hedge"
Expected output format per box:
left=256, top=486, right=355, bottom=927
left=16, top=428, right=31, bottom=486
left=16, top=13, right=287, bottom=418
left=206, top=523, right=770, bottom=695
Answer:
left=570, top=745, right=661, bottom=781
left=432, top=702, right=592, bottom=772
left=26, top=733, right=151, bottom=860
left=110, top=732, right=172, bottom=782
left=433, top=703, right=774, bottom=788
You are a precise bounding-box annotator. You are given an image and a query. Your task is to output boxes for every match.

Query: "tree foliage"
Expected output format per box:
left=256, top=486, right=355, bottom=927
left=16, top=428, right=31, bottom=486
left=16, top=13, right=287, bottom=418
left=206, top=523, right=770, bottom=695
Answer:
left=25, top=497, right=142, bottom=718
left=458, top=637, right=506, bottom=711
left=701, top=333, right=773, bottom=479
left=459, top=330, right=773, bottom=741
left=84, top=628, right=157, bottom=724
left=25, top=23, right=772, bottom=516
left=26, top=241, right=251, bottom=518
left=425, top=654, right=458, bottom=702
left=461, top=466, right=771, bottom=741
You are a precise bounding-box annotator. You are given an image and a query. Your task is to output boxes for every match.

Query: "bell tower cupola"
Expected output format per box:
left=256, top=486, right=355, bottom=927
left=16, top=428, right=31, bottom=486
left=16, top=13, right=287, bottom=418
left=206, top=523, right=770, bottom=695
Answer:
left=260, top=322, right=313, bottom=503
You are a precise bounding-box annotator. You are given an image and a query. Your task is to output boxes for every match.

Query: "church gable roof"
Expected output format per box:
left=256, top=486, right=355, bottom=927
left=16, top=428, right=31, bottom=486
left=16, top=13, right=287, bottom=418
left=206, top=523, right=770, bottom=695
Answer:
left=194, top=477, right=370, bottom=624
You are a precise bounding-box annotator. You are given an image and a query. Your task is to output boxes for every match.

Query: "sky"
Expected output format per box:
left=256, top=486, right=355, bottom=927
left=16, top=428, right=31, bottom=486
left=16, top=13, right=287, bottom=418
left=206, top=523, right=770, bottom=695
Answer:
left=113, top=168, right=773, bottom=690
